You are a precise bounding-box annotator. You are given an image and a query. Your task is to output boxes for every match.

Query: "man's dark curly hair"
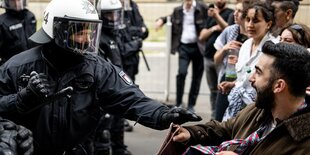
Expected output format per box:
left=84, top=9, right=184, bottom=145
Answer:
left=262, top=41, right=310, bottom=97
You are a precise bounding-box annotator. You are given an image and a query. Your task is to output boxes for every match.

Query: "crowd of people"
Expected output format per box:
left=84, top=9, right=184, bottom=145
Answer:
left=1, top=0, right=310, bottom=154
left=156, top=0, right=310, bottom=154
left=156, top=0, right=310, bottom=121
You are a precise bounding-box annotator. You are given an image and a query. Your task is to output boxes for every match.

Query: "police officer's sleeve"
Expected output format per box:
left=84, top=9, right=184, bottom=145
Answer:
left=95, top=61, right=169, bottom=129
left=95, top=61, right=201, bottom=130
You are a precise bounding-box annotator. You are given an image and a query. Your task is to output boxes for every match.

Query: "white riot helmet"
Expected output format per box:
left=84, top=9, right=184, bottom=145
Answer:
left=96, top=0, right=123, bottom=30
left=29, top=0, right=102, bottom=55
left=0, top=0, right=27, bottom=11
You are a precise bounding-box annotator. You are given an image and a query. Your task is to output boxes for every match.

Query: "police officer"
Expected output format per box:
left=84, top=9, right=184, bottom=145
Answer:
left=95, top=0, right=131, bottom=154
left=0, top=0, right=36, bottom=65
left=119, top=0, right=149, bottom=133
left=0, top=0, right=201, bottom=154
left=97, top=0, right=123, bottom=68
left=120, top=0, right=148, bottom=82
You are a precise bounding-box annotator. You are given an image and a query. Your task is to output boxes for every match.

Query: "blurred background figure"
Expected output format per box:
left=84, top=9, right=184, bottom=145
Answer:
left=119, top=0, right=149, bottom=133
left=213, top=1, right=248, bottom=121
left=270, top=0, right=300, bottom=36
left=226, top=0, right=259, bottom=26
left=154, top=0, right=207, bottom=113
left=0, top=0, right=36, bottom=65
left=120, top=0, right=148, bottom=83
left=199, top=0, right=233, bottom=118
left=95, top=0, right=132, bottom=154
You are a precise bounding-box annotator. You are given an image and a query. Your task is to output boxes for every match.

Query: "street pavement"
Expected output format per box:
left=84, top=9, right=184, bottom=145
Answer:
left=124, top=42, right=212, bottom=155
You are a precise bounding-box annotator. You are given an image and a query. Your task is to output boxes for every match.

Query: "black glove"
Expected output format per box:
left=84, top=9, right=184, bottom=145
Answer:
left=160, top=107, right=202, bottom=129
left=0, top=148, right=15, bottom=155
left=129, top=26, right=144, bottom=38
left=17, top=71, right=50, bottom=113
left=16, top=125, right=33, bottom=155
left=133, top=37, right=143, bottom=49
left=0, top=119, right=33, bottom=155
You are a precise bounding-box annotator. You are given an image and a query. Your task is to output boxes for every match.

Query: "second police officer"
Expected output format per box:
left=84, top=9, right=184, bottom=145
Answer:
left=94, top=0, right=131, bottom=154
left=119, top=0, right=149, bottom=132
left=0, top=0, right=36, bottom=65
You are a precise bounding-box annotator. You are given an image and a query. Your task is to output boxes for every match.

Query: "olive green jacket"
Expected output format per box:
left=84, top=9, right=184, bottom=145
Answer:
left=185, top=104, right=310, bottom=154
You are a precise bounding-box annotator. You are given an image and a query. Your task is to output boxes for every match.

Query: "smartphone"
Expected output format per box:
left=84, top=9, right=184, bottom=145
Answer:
left=209, top=3, right=214, bottom=8
left=236, top=34, right=248, bottom=43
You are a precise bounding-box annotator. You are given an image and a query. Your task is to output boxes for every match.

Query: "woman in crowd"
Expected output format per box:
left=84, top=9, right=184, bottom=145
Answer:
left=279, top=23, right=310, bottom=102
left=222, top=2, right=277, bottom=121
left=279, top=23, right=310, bottom=48
left=212, top=2, right=248, bottom=121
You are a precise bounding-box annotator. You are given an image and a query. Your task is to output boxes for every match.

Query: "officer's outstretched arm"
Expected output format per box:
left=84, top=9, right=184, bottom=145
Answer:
left=159, top=107, right=202, bottom=130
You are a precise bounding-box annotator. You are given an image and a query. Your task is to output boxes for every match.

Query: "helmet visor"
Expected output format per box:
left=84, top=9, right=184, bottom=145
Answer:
left=54, top=17, right=102, bottom=54
left=100, top=9, right=122, bottom=29
left=0, top=0, right=26, bottom=11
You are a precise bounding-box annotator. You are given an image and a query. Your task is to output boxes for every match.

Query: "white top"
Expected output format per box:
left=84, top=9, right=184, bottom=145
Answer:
left=181, top=0, right=197, bottom=44
left=235, top=33, right=278, bottom=89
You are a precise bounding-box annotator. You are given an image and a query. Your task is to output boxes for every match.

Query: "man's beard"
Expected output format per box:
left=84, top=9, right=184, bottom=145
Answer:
left=254, top=80, right=275, bottom=110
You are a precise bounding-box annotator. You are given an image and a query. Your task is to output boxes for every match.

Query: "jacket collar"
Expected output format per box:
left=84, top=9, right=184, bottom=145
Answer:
left=283, top=105, right=310, bottom=142
left=256, top=104, right=310, bottom=142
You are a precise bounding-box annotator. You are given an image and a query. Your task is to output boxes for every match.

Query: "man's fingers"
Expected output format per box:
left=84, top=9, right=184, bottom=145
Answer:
left=173, top=133, right=185, bottom=142
left=173, top=127, right=190, bottom=142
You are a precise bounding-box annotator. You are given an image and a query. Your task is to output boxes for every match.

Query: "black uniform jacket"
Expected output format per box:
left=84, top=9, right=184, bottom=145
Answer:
left=0, top=9, right=36, bottom=63
left=0, top=44, right=169, bottom=154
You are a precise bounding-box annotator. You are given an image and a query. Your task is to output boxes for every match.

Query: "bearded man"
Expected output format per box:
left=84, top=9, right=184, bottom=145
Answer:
left=171, top=41, right=310, bottom=154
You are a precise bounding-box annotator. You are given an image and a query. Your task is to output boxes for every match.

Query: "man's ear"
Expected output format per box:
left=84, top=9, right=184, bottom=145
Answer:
left=273, top=79, right=286, bottom=93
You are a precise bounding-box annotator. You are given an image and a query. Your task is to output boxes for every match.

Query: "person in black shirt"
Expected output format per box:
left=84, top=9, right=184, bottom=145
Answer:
left=155, top=0, right=207, bottom=113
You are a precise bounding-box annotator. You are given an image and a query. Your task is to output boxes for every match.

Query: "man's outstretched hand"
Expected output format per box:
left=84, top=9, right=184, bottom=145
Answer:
left=160, top=107, right=202, bottom=129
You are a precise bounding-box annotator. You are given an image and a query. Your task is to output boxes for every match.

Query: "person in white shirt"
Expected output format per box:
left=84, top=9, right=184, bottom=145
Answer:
left=222, top=2, right=278, bottom=121
left=155, top=0, right=207, bottom=112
